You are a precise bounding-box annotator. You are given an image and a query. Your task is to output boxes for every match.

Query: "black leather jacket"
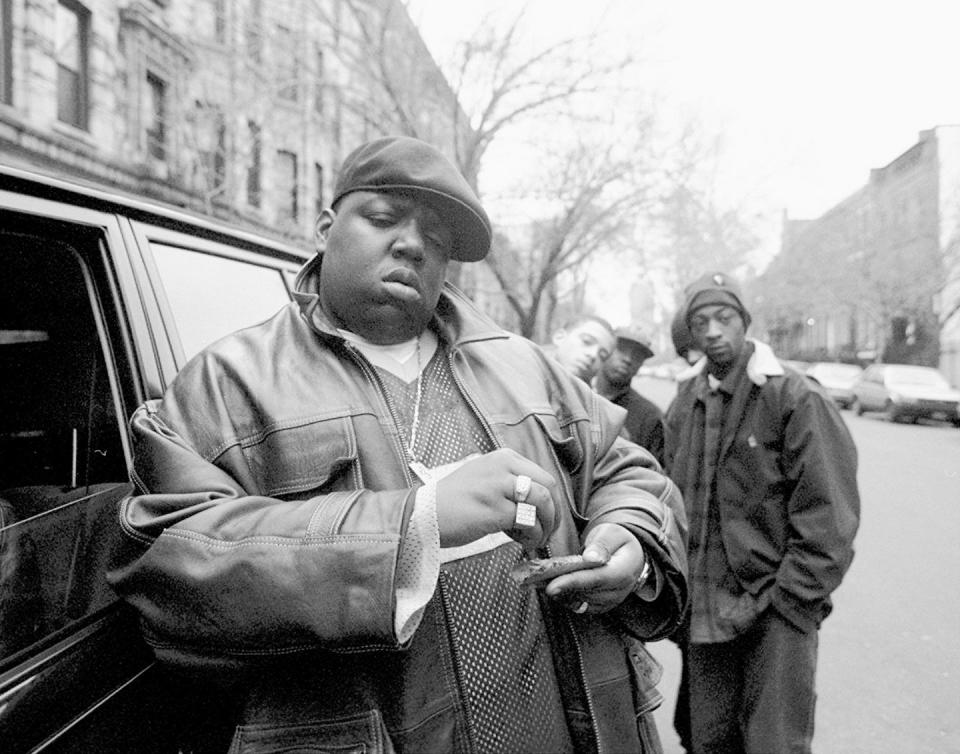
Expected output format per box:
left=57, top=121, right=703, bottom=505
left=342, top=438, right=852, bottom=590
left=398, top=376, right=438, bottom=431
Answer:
left=109, top=261, right=688, bottom=753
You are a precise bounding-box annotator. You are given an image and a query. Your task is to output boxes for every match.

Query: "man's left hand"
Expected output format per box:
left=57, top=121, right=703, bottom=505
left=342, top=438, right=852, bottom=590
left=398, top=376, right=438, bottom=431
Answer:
left=543, top=523, right=647, bottom=614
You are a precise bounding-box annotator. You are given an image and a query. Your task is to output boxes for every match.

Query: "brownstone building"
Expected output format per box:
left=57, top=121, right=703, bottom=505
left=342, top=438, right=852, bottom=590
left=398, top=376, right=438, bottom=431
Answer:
left=0, top=0, right=468, bottom=247
left=754, top=125, right=960, bottom=385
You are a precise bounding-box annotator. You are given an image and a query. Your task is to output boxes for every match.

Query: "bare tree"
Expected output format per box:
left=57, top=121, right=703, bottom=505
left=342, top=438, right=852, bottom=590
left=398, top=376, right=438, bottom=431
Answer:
left=484, top=133, right=658, bottom=339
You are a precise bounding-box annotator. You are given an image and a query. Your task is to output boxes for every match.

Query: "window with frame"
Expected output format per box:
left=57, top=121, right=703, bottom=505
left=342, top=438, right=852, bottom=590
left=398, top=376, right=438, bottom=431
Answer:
left=246, top=120, right=261, bottom=207
left=145, top=71, right=167, bottom=160
left=314, top=162, right=324, bottom=218
left=276, top=150, right=298, bottom=224
left=196, top=101, right=226, bottom=189
left=0, top=224, right=129, bottom=665
left=55, top=0, right=89, bottom=128
left=196, top=0, right=227, bottom=44
left=275, top=25, right=298, bottom=102
left=313, top=46, right=325, bottom=115
left=149, top=243, right=291, bottom=361
left=1, top=0, right=12, bottom=105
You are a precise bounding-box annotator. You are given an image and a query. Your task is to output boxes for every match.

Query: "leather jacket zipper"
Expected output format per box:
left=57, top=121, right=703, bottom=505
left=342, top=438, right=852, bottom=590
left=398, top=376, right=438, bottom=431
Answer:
left=341, top=341, right=416, bottom=487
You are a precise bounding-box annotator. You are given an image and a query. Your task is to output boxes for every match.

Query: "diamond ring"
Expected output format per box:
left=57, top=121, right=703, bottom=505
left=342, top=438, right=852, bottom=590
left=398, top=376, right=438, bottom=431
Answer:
left=514, top=474, right=532, bottom=504
left=514, top=501, right=537, bottom=529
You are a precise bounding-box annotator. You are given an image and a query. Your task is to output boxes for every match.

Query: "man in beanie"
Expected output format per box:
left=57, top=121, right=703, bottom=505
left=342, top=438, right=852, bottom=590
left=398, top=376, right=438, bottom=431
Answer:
left=109, top=136, right=688, bottom=753
left=664, top=271, right=859, bottom=754
left=595, top=325, right=665, bottom=466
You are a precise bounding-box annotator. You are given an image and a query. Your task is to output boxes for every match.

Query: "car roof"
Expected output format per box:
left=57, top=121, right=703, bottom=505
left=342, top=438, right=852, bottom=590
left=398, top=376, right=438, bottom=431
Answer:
left=0, top=164, right=311, bottom=264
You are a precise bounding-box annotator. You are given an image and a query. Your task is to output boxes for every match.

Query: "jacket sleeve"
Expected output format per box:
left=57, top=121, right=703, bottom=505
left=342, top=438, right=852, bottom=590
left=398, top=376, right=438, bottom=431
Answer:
left=772, top=384, right=860, bottom=630
left=107, top=400, right=418, bottom=670
left=577, top=392, right=689, bottom=640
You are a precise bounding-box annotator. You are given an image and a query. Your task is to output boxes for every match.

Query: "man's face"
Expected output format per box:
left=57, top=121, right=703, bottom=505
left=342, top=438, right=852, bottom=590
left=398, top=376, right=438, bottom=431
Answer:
left=688, top=304, right=747, bottom=372
left=553, top=321, right=615, bottom=382
left=601, top=340, right=649, bottom=388
left=316, top=191, right=453, bottom=344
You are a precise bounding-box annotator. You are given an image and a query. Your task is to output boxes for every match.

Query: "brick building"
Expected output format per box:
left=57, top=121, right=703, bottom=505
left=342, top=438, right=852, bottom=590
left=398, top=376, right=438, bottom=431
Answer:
left=0, top=0, right=468, bottom=246
left=753, top=125, right=960, bottom=385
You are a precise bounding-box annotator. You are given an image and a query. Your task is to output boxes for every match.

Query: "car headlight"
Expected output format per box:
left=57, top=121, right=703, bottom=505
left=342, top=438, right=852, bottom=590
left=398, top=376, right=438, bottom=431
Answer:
left=889, top=392, right=916, bottom=404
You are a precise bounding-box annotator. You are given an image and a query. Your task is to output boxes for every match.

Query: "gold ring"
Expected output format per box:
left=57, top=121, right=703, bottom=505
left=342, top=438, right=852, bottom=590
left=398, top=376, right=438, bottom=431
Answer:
left=574, top=601, right=589, bottom=614
left=514, top=501, right=537, bottom=529
left=514, top=474, right=532, bottom=504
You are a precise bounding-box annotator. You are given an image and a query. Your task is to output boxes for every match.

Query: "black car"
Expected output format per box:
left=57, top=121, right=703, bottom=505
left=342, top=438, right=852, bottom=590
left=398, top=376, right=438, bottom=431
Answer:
left=0, top=165, right=309, bottom=752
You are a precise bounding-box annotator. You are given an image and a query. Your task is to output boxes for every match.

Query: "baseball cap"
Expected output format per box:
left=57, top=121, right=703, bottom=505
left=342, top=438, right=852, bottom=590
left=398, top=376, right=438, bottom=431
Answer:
left=614, top=325, right=654, bottom=359
left=332, top=136, right=492, bottom=262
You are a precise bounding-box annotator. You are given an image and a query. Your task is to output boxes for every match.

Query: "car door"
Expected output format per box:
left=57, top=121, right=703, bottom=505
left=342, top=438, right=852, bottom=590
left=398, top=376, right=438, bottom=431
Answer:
left=0, top=205, right=181, bottom=752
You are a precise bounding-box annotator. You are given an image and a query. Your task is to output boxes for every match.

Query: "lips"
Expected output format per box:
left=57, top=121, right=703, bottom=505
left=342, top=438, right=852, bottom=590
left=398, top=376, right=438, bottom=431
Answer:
left=381, top=266, right=423, bottom=302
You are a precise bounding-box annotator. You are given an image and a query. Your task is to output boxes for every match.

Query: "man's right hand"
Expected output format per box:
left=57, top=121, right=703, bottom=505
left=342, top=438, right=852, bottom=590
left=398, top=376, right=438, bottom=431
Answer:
left=434, top=448, right=558, bottom=549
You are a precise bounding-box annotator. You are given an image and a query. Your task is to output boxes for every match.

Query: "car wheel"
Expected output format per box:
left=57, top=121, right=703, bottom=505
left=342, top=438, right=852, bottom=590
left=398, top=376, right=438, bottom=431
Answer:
left=852, top=398, right=864, bottom=416
left=884, top=401, right=900, bottom=423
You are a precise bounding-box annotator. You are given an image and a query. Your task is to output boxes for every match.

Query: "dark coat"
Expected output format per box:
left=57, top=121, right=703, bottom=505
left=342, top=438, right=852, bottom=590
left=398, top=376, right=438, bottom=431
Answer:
left=665, top=343, right=859, bottom=632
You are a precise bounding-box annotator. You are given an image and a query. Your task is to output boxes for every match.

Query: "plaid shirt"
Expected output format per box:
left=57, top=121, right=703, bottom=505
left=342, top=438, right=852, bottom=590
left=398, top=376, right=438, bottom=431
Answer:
left=687, top=345, right=768, bottom=644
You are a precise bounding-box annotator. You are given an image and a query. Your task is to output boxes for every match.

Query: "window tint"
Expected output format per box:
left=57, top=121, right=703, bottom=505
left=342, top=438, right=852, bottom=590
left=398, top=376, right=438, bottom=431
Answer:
left=0, top=231, right=128, bottom=663
left=150, top=243, right=291, bottom=361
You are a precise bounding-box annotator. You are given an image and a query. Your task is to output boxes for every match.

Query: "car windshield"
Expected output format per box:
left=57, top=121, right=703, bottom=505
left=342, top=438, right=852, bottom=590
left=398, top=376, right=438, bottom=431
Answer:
left=812, top=363, right=862, bottom=380
left=885, top=366, right=950, bottom=388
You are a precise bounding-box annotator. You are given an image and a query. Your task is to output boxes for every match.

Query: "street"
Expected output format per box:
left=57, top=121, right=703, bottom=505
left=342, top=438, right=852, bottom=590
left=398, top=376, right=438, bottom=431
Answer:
left=633, top=376, right=960, bottom=754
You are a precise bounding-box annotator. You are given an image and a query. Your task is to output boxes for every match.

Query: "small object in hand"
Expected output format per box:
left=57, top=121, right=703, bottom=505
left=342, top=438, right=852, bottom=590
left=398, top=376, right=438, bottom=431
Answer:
left=509, top=555, right=603, bottom=588
left=514, top=474, right=532, bottom=503
left=514, top=501, right=537, bottom=529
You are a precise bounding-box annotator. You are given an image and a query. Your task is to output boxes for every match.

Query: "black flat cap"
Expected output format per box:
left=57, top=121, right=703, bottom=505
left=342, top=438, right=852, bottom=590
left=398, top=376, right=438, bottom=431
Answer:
left=332, top=136, right=492, bottom=262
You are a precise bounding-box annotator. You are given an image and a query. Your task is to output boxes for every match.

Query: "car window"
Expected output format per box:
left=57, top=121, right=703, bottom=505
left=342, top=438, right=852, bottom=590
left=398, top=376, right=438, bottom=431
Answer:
left=885, top=366, right=949, bottom=388
left=0, top=231, right=129, bottom=664
left=150, top=243, right=291, bottom=361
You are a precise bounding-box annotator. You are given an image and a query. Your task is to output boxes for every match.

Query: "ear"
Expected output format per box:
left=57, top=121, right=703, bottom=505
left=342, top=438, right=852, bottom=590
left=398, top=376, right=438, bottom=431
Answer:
left=552, top=329, right=567, bottom=347
left=314, top=209, right=336, bottom=252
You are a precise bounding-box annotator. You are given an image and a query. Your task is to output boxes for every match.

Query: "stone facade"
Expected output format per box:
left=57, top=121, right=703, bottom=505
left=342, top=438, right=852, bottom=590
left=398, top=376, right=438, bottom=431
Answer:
left=0, top=0, right=468, bottom=246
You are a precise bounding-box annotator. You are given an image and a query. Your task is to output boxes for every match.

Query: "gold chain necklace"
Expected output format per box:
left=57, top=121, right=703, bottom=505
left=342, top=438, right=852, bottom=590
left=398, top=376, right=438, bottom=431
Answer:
left=405, top=335, right=432, bottom=483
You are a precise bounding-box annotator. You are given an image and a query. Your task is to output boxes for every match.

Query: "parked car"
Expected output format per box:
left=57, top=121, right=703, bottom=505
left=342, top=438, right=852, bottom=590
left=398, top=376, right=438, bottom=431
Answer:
left=851, top=364, right=960, bottom=425
left=0, top=165, right=310, bottom=751
left=805, top=362, right=864, bottom=409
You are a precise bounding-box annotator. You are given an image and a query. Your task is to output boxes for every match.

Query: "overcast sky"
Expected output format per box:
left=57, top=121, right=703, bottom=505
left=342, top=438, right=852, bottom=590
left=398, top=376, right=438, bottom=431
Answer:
left=406, top=0, right=960, bottom=219
left=404, top=0, right=960, bottom=323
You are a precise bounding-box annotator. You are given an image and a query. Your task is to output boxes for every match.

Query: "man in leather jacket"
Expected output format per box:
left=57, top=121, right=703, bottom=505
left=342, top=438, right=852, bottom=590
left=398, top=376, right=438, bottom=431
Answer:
left=665, top=272, right=859, bottom=754
left=108, top=136, right=688, bottom=754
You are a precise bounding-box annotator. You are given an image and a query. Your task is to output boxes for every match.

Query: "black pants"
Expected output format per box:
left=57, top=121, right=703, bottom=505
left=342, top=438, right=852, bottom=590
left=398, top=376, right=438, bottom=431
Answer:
left=683, top=610, right=818, bottom=754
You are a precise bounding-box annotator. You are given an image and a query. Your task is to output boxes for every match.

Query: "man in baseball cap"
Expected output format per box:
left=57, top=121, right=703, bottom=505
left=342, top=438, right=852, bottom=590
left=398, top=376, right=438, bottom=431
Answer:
left=595, top=324, right=665, bottom=466
left=110, top=135, right=689, bottom=753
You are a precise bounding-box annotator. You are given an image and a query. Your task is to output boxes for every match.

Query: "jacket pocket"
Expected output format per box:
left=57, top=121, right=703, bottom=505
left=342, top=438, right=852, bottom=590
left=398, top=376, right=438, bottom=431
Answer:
left=241, top=416, right=358, bottom=498
left=533, top=412, right=584, bottom=474
left=625, top=637, right=664, bottom=714
left=228, top=710, right=394, bottom=754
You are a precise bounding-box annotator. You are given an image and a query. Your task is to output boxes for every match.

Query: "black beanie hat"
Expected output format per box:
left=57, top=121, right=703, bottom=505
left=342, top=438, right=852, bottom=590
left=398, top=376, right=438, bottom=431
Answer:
left=332, top=136, right=492, bottom=262
left=683, top=272, right=751, bottom=329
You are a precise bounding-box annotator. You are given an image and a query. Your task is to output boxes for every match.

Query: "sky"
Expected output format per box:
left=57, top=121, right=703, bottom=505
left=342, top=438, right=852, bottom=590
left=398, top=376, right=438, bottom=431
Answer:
left=404, top=0, right=960, bottom=322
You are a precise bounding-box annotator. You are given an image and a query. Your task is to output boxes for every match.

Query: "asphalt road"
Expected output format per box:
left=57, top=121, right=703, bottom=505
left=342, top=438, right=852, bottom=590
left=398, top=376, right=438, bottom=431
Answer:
left=632, top=376, right=960, bottom=754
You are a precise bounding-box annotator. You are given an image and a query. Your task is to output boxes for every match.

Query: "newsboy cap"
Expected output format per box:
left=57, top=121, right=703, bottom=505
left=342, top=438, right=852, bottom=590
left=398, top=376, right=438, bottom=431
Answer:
left=683, top=271, right=751, bottom=329
left=614, top=325, right=654, bottom=359
left=332, top=136, right=492, bottom=262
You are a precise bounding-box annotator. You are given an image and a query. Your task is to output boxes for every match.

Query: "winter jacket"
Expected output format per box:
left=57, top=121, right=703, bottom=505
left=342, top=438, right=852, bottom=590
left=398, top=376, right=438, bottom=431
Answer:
left=664, top=341, right=859, bottom=632
left=108, top=265, right=688, bottom=754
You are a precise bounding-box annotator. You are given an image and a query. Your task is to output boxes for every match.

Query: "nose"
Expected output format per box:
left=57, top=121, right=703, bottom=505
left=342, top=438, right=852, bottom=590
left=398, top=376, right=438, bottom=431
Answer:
left=705, top=318, right=724, bottom=338
left=390, top=217, right=426, bottom=263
